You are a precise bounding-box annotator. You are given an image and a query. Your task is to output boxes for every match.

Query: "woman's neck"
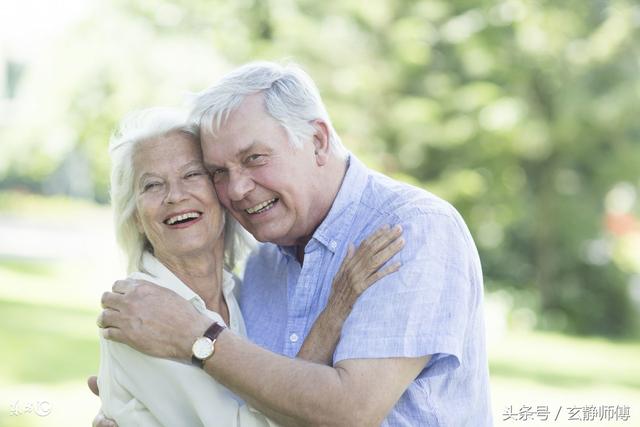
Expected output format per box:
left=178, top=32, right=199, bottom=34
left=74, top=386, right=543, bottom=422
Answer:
left=155, top=245, right=229, bottom=325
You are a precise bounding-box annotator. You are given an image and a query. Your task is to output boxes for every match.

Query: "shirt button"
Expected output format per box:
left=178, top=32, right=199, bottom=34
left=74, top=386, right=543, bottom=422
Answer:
left=289, top=333, right=299, bottom=343
left=330, top=240, right=337, bottom=250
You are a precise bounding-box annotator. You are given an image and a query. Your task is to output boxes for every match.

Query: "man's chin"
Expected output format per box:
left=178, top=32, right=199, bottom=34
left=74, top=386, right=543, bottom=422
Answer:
left=250, top=226, right=293, bottom=246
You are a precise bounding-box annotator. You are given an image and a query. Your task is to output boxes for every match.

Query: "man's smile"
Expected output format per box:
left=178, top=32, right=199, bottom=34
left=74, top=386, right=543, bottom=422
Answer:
left=244, top=198, right=279, bottom=215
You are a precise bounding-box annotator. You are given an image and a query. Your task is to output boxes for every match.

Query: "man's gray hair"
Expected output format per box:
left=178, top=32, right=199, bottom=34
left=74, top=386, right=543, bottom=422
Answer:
left=190, top=61, right=348, bottom=158
left=109, top=107, right=252, bottom=274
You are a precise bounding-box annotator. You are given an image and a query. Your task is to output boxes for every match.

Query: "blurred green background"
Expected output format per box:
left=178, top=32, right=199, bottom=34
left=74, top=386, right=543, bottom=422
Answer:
left=1, top=0, right=638, bottom=425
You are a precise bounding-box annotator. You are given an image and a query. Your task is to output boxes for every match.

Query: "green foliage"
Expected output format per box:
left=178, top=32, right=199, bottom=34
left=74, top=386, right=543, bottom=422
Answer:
left=1, top=0, right=638, bottom=336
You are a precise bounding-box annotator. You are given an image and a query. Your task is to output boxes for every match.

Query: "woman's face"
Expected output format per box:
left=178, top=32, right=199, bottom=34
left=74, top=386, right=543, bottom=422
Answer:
left=133, top=131, right=224, bottom=262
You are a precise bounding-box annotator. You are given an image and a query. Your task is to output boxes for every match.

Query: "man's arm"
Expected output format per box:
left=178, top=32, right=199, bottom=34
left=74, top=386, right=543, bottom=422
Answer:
left=101, top=290, right=428, bottom=427
left=207, top=329, right=429, bottom=426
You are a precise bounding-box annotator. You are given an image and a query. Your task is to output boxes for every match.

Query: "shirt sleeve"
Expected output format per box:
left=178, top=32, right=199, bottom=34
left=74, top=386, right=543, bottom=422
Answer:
left=98, top=335, right=278, bottom=427
left=98, top=337, right=164, bottom=426
left=333, top=208, right=480, bottom=379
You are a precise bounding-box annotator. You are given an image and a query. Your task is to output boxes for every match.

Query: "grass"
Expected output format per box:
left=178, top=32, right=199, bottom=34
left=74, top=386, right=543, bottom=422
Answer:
left=0, top=257, right=103, bottom=427
left=490, top=332, right=640, bottom=389
left=0, top=299, right=98, bottom=385
left=489, top=331, right=640, bottom=426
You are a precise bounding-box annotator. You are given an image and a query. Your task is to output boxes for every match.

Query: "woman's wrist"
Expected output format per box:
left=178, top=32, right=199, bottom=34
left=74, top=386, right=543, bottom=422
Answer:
left=325, top=289, right=357, bottom=322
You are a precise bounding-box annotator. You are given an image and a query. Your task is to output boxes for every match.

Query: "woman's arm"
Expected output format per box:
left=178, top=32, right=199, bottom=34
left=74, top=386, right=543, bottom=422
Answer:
left=97, top=338, right=165, bottom=427
left=296, top=224, right=403, bottom=364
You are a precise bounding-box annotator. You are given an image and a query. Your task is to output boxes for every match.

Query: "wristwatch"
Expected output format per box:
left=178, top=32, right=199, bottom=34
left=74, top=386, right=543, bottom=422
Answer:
left=191, top=322, right=226, bottom=368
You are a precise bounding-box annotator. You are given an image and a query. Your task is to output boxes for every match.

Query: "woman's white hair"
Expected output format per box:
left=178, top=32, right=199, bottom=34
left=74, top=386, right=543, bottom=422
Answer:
left=109, top=107, right=253, bottom=274
left=189, top=61, right=348, bottom=158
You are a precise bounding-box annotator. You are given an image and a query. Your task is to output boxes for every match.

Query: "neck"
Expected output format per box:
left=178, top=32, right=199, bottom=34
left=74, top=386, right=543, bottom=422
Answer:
left=294, top=154, right=348, bottom=264
left=155, top=244, right=229, bottom=324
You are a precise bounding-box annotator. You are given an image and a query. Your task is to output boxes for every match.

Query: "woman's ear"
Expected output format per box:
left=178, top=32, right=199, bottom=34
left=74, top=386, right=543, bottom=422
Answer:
left=134, top=213, right=144, bottom=234
left=311, top=120, right=331, bottom=166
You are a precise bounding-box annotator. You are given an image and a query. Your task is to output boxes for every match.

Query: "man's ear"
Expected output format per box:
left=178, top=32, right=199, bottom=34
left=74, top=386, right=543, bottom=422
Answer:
left=311, top=120, right=331, bottom=166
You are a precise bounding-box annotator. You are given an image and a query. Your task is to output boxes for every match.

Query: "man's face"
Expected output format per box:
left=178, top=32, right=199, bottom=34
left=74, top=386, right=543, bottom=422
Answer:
left=201, top=94, right=323, bottom=246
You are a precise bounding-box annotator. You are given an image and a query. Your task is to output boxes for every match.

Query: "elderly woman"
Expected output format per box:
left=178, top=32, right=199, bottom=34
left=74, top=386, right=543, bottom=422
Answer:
left=97, top=108, right=403, bottom=426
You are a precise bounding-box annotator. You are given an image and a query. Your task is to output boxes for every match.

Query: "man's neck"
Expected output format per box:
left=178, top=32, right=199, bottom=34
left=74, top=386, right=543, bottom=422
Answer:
left=293, top=155, right=349, bottom=265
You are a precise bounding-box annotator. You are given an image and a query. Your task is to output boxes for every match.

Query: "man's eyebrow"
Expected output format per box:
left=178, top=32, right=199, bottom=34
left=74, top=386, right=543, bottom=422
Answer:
left=204, top=162, right=221, bottom=171
left=237, top=141, right=262, bottom=158
left=205, top=141, right=270, bottom=170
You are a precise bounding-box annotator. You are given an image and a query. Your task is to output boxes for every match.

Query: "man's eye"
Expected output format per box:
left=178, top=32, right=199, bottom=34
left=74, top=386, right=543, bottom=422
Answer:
left=246, top=154, right=264, bottom=163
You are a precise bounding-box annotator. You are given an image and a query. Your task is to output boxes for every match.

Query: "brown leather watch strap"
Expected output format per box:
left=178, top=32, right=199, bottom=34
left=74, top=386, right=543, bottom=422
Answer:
left=191, top=322, right=226, bottom=368
left=203, top=322, right=226, bottom=342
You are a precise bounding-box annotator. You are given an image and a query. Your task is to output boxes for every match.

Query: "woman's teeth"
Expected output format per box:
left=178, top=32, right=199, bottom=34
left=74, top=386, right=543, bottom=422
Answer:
left=245, top=198, right=277, bottom=214
left=165, top=212, right=201, bottom=225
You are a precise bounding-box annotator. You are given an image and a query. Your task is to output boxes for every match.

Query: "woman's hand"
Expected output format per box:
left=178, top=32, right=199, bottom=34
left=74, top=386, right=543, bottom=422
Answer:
left=87, top=376, right=118, bottom=427
left=296, top=225, right=404, bottom=365
left=327, top=224, right=404, bottom=319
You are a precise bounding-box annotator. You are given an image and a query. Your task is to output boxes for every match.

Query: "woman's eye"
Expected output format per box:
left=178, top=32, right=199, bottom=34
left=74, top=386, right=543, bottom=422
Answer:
left=185, top=170, right=205, bottom=179
left=143, top=182, right=162, bottom=192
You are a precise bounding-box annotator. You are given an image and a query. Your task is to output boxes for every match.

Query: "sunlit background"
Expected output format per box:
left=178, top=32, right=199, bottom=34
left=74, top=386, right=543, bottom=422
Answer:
left=1, top=0, right=639, bottom=426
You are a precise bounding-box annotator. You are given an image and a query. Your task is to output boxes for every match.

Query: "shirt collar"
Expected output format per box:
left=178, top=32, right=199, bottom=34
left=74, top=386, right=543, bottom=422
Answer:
left=139, top=252, right=236, bottom=322
left=279, top=154, right=370, bottom=257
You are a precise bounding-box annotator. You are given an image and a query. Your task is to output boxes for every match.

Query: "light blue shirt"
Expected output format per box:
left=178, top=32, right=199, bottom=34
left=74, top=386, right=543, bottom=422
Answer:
left=240, top=155, right=492, bottom=426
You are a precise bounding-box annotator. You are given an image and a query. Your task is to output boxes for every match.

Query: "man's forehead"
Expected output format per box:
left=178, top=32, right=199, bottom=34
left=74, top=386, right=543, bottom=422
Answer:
left=201, top=136, right=271, bottom=166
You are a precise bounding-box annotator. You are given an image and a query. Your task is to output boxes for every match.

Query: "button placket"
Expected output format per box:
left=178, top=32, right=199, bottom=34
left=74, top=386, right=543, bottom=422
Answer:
left=284, top=249, right=321, bottom=355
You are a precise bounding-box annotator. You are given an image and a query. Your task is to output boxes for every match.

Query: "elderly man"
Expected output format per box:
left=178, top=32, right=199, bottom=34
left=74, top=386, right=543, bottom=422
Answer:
left=98, top=62, right=492, bottom=426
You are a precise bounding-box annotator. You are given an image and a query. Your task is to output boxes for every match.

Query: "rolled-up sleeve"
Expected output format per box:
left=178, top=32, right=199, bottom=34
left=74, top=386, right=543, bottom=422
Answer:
left=334, top=208, right=477, bottom=379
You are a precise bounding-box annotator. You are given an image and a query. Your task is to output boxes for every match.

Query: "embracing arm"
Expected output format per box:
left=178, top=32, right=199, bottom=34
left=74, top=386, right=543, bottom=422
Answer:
left=208, top=331, right=429, bottom=427
left=98, top=226, right=416, bottom=426
left=246, top=226, right=406, bottom=426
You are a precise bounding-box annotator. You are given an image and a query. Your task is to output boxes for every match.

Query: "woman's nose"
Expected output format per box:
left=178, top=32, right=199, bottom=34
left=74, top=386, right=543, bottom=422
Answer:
left=164, top=180, right=189, bottom=204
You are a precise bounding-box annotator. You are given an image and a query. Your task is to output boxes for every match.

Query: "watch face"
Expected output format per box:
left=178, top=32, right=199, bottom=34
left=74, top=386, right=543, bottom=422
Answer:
left=192, top=337, right=214, bottom=360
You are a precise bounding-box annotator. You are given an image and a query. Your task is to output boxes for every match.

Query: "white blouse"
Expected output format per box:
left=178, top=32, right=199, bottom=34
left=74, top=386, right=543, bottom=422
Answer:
left=98, top=252, right=278, bottom=427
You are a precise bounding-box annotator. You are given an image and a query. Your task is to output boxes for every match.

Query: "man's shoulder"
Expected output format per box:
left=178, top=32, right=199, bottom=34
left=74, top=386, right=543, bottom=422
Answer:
left=362, top=169, right=458, bottom=221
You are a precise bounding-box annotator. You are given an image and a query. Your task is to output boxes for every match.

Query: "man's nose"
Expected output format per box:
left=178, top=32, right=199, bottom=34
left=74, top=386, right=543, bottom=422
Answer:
left=227, top=169, right=255, bottom=202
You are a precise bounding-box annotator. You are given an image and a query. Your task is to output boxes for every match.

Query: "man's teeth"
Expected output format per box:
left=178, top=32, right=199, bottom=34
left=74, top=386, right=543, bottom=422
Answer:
left=245, top=198, right=277, bottom=214
left=166, top=212, right=201, bottom=225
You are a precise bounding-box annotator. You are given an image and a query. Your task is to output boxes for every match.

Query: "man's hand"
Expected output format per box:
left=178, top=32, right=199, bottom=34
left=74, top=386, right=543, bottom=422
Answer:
left=97, top=279, right=210, bottom=361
